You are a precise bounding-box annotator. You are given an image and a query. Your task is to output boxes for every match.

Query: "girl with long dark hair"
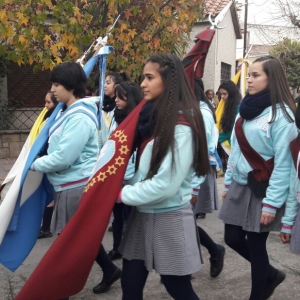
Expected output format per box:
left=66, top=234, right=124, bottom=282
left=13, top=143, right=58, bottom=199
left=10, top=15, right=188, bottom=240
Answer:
left=117, top=53, right=209, bottom=300
left=93, top=82, right=143, bottom=293
left=191, top=79, right=225, bottom=278
left=216, top=80, right=241, bottom=172
left=219, top=56, right=297, bottom=300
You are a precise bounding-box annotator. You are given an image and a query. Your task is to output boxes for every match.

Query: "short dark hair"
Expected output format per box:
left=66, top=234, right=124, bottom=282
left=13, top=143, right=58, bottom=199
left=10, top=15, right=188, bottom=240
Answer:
left=50, top=62, right=87, bottom=98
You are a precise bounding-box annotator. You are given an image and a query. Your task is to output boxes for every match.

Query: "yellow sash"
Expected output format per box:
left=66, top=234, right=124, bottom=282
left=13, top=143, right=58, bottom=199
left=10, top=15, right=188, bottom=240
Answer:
left=28, top=108, right=48, bottom=146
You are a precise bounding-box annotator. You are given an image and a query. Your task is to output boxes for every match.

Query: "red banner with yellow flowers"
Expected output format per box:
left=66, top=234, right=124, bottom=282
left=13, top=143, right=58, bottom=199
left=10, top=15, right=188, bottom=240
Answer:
left=16, top=100, right=146, bottom=300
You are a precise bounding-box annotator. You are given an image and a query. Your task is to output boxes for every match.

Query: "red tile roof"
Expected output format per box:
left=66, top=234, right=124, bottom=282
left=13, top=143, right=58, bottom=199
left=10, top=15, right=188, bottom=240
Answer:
left=204, top=0, right=232, bottom=17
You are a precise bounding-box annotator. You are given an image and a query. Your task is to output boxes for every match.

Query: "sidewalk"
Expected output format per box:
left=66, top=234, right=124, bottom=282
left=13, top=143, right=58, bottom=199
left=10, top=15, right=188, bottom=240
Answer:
left=0, top=160, right=300, bottom=299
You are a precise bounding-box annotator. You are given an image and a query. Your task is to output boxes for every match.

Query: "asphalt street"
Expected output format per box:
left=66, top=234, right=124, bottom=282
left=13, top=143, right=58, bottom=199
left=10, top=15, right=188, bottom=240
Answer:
left=0, top=159, right=299, bottom=299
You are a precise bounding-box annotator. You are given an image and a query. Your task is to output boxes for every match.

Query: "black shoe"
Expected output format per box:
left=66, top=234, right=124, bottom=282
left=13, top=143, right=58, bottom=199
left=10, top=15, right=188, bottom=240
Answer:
left=197, top=213, right=206, bottom=219
left=263, top=269, right=286, bottom=299
left=93, top=267, right=121, bottom=294
left=108, top=226, right=113, bottom=232
left=210, top=245, right=225, bottom=278
left=108, top=249, right=122, bottom=261
left=38, top=231, right=53, bottom=239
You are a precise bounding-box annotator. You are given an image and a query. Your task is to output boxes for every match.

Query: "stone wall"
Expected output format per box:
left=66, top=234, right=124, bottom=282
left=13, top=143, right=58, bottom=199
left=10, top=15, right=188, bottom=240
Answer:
left=0, top=131, right=29, bottom=158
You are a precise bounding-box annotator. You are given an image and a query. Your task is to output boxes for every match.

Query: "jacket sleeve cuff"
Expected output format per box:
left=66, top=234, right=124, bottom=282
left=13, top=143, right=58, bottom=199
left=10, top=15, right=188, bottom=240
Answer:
left=281, top=224, right=292, bottom=234
left=122, top=180, right=129, bottom=186
left=224, top=185, right=230, bottom=192
left=192, top=188, right=199, bottom=196
left=262, top=204, right=277, bottom=214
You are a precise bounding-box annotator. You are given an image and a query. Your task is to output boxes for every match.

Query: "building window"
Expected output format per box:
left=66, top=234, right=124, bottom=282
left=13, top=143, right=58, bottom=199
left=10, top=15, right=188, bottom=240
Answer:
left=7, top=63, right=51, bottom=107
left=220, top=62, right=231, bottom=83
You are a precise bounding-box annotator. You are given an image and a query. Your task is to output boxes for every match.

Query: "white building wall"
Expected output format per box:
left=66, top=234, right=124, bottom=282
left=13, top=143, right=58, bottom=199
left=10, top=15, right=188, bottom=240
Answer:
left=187, top=9, right=239, bottom=93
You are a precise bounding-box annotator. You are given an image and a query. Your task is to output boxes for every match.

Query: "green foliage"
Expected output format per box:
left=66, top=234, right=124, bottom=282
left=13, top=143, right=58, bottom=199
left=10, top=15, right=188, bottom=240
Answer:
left=0, top=0, right=204, bottom=81
left=269, top=38, right=300, bottom=88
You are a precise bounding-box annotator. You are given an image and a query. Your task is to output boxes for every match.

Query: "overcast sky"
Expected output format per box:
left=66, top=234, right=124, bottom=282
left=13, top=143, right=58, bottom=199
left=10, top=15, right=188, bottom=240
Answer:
left=239, top=0, right=290, bottom=26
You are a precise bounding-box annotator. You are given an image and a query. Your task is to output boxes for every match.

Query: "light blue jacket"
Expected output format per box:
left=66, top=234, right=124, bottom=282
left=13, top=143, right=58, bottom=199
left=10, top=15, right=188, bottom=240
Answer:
left=191, top=102, right=217, bottom=192
left=281, top=155, right=300, bottom=233
left=224, top=105, right=297, bottom=213
left=200, top=102, right=218, bottom=165
left=33, top=98, right=99, bottom=192
left=120, top=125, right=195, bottom=213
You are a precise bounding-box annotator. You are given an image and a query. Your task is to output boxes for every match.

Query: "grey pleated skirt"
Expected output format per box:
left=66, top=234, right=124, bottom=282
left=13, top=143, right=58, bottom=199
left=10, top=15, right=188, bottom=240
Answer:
left=291, top=210, right=300, bottom=254
left=219, top=180, right=285, bottom=232
left=51, top=186, right=85, bottom=234
left=193, top=165, right=219, bottom=215
left=119, top=204, right=202, bottom=276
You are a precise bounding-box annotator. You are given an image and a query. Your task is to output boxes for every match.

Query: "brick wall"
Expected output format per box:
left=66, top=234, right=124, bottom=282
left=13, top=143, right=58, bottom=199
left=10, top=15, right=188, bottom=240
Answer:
left=0, top=131, right=29, bottom=158
left=7, top=63, right=50, bottom=107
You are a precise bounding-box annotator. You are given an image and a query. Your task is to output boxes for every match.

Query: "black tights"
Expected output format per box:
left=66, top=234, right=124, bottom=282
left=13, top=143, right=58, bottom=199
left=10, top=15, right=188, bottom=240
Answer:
left=95, top=244, right=117, bottom=280
left=197, top=226, right=220, bottom=257
left=224, top=224, right=277, bottom=300
left=121, top=259, right=199, bottom=300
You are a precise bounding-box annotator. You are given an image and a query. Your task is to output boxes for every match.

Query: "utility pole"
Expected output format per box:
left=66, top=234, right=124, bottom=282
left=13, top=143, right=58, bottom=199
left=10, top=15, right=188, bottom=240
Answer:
left=243, top=0, right=248, bottom=58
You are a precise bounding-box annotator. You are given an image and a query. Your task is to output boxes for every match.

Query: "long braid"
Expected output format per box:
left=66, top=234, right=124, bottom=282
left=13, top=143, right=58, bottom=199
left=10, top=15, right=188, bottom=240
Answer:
left=144, top=53, right=209, bottom=179
left=147, top=56, right=178, bottom=179
left=157, top=59, right=177, bottom=150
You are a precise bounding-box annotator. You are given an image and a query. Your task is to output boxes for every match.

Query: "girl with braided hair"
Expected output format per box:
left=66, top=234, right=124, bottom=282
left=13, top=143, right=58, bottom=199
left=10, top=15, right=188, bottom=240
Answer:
left=117, top=53, right=209, bottom=300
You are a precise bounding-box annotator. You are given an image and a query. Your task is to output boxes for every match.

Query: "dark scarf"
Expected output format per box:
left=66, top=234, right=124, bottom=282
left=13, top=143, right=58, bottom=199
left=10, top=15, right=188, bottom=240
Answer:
left=114, top=108, right=129, bottom=125
left=138, top=101, right=156, bottom=139
left=102, top=95, right=116, bottom=112
left=239, top=90, right=271, bottom=120
left=133, top=101, right=156, bottom=150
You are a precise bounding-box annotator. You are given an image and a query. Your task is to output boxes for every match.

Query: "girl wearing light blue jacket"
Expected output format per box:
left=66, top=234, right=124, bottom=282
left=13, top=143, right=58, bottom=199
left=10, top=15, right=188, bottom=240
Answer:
left=190, top=79, right=225, bottom=279
left=280, top=104, right=300, bottom=254
left=118, top=54, right=209, bottom=300
left=219, top=56, right=297, bottom=300
left=31, top=62, right=121, bottom=297
left=31, top=63, right=99, bottom=219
